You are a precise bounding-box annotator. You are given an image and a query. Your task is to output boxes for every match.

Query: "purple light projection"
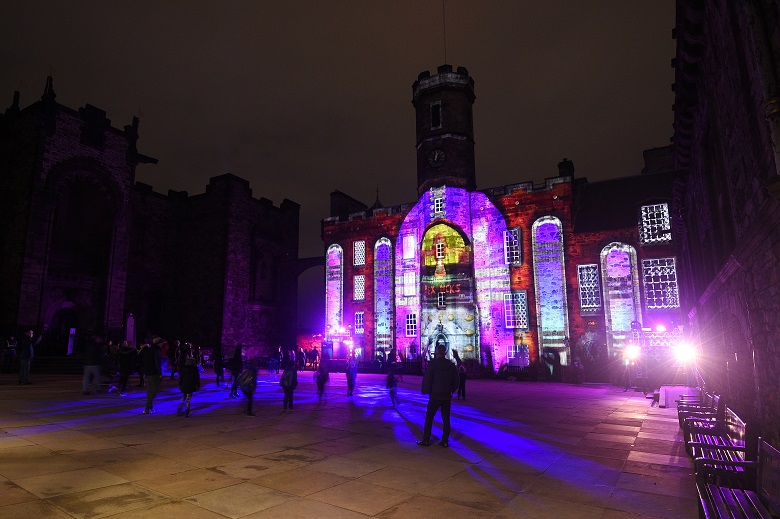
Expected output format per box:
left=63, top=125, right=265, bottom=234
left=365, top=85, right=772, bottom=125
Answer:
left=325, top=244, right=343, bottom=331
left=394, top=186, right=514, bottom=370
left=600, top=242, right=641, bottom=358
left=532, top=216, right=570, bottom=365
left=374, top=237, right=393, bottom=359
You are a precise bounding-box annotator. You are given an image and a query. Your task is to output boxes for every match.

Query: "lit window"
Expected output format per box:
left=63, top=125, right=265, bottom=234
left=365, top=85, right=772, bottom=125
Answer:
left=430, top=102, right=441, bottom=129
left=354, top=275, right=365, bottom=301
left=406, top=313, right=417, bottom=337
left=504, top=228, right=521, bottom=265
left=434, top=197, right=444, bottom=214
left=642, top=258, right=679, bottom=308
left=435, top=241, right=445, bottom=259
left=503, top=291, right=529, bottom=330
left=353, top=241, right=366, bottom=266
left=640, top=203, right=672, bottom=243
left=354, top=312, right=364, bottom=334
left=403, top=271, right=416, bottom=296
left=437, top=292, right=446, bottom=307
left=403, top=234, right=416, bottom=260
left=577, top=264, right=602, bottom=312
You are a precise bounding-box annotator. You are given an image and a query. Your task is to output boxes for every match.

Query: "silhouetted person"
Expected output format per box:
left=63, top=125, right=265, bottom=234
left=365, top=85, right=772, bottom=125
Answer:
left=238, top=359, right=258, bottom=416
left=82, top=335, right=104, bottom=395
left=228, top=345, right=243, bottom=398
left=117, top=340, right=135, bottom=395
left=452, top=350, right=467, bottom=400
left=386, top=366, right=399, bottom=407
left=178, top=355, right=200, bottom=417
left=3, top=335, right=17, bottom=373
left=141, top=338, right=162, bottom=414
left=212, top=345, right=225, bottom=387
left=18, top=329, right=41, bottom=385
left=346, top=355, right=357, bottom=396
left=417, top=344, right=459, bottom=448
left=280, top=358, right=298, bottom=411
left=316, top=352, right=330, bottom=402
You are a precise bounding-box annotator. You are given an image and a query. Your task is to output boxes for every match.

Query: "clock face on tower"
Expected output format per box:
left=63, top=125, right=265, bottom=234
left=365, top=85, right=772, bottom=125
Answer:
left=427, top=148, right=446, bottom=168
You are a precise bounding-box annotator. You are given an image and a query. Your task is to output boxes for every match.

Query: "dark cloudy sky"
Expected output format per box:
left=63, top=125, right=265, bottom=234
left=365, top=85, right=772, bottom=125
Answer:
left=2, top=1, right=675, bottom=330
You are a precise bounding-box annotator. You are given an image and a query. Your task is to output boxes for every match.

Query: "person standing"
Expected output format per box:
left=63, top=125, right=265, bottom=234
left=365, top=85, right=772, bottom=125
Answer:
left=18, top=329, right=41, bottom=385
left=212, top=344, right=225, bottom=387
left=345, top=355, right=357, bottom=396
left=141, top=338, right=162, bottom=414
left=239, top=359, right=258, bottom=416
left=168, top=340, right=180, bottom=380
left=386, top=366, right=399, bottom=407
left=2, top=335, right=17, bottom=373
left=316, top=352, right=330, bottom=402
left=280, top=358, right=298, bottom=411
left=228, top=345, right=243, bottom=398
left=417, top=344, right=459, bottom=448
left=82, top=334, right=104, bottom=395
left=452, top=350, right=467, bottom=400
left=177, top=354, right=201, bottom=417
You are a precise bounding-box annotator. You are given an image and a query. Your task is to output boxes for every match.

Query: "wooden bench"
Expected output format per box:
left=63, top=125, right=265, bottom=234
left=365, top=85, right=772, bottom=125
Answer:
left=696, top=438, right=780, bottom=519
left=687, top=407, right=751, bottom=483
left=679, top=392, right=721, bottom=428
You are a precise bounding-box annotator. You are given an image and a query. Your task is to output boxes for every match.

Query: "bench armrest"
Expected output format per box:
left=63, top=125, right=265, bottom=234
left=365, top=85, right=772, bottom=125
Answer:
left=688, top=442, right=745, bottom=451
left=694, top=457, right=756, bottom=470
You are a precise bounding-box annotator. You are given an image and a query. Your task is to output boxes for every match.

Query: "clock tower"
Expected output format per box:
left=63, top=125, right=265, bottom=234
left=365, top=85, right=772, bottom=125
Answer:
left=412, top=65, right=476, bottom=196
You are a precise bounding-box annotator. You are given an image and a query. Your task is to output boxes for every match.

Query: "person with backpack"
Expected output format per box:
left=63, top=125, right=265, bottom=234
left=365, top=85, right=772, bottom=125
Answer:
left=280, top=358, right=298, bottom=411
left=238, top=359, right=258, bottom=416
left=177, top=353, right=201, bottom=417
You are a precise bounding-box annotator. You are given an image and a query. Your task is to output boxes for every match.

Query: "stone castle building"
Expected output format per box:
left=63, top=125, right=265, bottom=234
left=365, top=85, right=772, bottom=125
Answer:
left=0, top=79, right=299, bottom=356
left=322, top=65, right=684, bottom=382
left=672, top=0, right=780, bottom=446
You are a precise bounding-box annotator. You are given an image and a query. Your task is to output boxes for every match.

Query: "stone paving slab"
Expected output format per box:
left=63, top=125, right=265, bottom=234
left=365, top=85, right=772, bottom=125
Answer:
left=0, top=371, right=697, bottom=517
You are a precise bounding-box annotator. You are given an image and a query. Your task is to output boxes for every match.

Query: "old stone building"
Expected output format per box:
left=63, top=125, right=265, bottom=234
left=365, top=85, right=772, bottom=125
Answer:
left=0, top=79, right=299, bottom=356
left=672, top=0, right=780, bottom=445
left=322, top=65, right=684, bottom=383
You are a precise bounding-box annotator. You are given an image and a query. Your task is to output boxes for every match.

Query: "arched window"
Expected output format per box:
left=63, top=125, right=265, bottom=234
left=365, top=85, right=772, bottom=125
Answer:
left=600, top=242, right=641, bottom=358
left=532, top=216, right=570, bottom=364
left=374, top=238, right=393, bottom=359
left=325, top=244, right=343, bottom=331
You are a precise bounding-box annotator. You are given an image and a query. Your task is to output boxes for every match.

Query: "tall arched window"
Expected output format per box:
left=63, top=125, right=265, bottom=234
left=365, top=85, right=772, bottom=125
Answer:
left=374, top=237, right=393, bottom=359
left=325, top=244, right=343, bottom=331
left=600, top=242, right=641, bottom=358
left=532, top=216, right=570, bottom=364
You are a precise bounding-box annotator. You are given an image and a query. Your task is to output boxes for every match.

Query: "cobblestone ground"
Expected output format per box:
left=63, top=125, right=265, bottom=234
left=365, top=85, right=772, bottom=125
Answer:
left=0, top=370, right=697, bottom=518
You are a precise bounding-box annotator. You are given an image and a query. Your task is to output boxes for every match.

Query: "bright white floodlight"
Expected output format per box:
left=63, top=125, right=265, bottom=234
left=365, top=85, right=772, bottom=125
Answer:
left=673, top=341, right=696, bottom=364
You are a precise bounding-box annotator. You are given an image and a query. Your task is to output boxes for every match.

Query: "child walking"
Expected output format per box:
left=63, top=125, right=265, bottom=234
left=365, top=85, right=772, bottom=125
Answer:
left=177, top=355, right=200, bottom=417
left=280, top=359, right=298, bottom=411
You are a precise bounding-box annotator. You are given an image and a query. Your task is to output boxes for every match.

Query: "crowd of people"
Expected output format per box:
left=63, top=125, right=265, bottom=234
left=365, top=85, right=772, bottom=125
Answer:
left=2, top=333, right=467, bottom=446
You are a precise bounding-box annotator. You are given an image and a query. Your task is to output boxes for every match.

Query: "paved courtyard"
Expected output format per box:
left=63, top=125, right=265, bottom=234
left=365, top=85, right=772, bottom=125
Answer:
left=0, top=368, right=698, bottom=518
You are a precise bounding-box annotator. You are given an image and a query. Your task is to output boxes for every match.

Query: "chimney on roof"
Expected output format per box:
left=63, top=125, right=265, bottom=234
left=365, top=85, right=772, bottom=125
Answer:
left=558, top=158, right=575, bottom=177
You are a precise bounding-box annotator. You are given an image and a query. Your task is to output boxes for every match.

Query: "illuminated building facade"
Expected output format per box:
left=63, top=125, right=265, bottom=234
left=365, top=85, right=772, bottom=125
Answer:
left=322, top=65, right=682, bottom=380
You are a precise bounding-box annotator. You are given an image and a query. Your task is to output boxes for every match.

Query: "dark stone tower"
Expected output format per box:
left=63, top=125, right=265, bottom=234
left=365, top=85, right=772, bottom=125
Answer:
left=412, top=65, right=476, bottom=196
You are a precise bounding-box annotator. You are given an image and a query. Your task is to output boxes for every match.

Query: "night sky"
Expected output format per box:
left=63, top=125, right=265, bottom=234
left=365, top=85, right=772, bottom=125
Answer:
left=2, top=1, right=675, bottom=331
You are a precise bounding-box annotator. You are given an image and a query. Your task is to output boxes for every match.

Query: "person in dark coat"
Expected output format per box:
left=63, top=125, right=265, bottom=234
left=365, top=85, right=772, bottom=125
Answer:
left=18, top=329, right=41, bottom=385
left=177, top=355, right=201, bottom=417
left=228, top=345, right=244, bottom=398
left=316, top=352, right=330, bottom=402
left=452, top=349, right=467, bottom=400
left=82, top=335, right=104, bottom=395
left=117, top=340, right=136, bottom=395
left=212, top=344, right=225, bottom=387
left=280, top=358, right=298, bottom=411
left=417, top=344, right=459, bottom=448
left=239, top=359, right=258, bottom=416
left=345, top=355, right=357, bottom=396
left=168, top=340, right=180, bottom=380
left=140, top=338, right=163, bottom=414
left=386, top=365, right=399, bottom=407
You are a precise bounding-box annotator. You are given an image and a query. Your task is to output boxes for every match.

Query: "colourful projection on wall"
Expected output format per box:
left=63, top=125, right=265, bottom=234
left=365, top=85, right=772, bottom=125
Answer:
left=600, top=243, right=641, bottom=358
left=374, top=238, right=393, bottom=359
left=419, top=223, right=476, bottom=359
left=532, top=216, right=570, bottom=365
left=395, top=185, right=514, bottom=369
left=325, top=244, right=343, bottom=331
